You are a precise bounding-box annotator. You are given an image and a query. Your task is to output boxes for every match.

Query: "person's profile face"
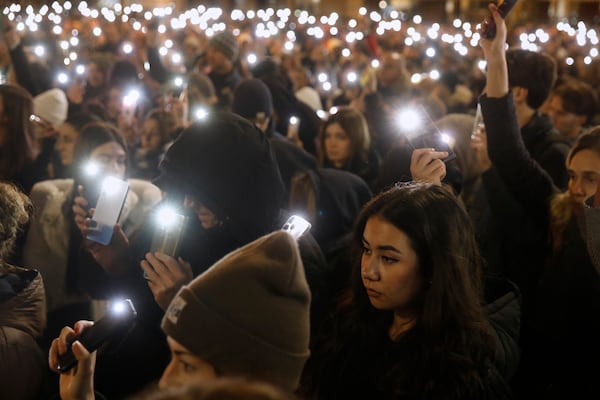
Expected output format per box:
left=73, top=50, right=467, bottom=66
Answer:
left=159, top=336, right=217, bottom=389
left=360, top=215, right=424, bottom=316
left=56, top=122, right=79, bottom=165
left=183, top=194, right=220, bottom=229
left=567, top=149, right=600, bottom=208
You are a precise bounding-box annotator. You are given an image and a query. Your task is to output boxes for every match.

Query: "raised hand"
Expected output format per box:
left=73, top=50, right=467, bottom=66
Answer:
left=140, top=252, right=193, bottom=310
left=410, top=148, right=448, bottom=186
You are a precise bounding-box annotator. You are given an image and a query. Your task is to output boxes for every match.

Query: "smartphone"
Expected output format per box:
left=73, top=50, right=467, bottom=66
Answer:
left=409, top=131, right=457, bottom=163
left=282, top=215, right=311, bottom=240
left=480, top=0, right=519, bottom=39
left=287, top=116, right=300, bottom=140
left=150, top=211, right=188, bottom=257
left=86, top=177, right=129, bottom=245
left=58, top=299, right=137, bottom=373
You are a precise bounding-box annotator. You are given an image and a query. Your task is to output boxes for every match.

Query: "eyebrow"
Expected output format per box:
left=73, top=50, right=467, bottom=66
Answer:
left=362, top=237, right=402, bottom=254
left=173, top=349, right=193, bottom=357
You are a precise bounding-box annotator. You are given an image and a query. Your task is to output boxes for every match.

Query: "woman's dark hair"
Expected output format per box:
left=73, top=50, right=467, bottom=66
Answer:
left=0, top=84, right=37, bottom=180
left=71, top=121, right=128, bottom=171
left=302, top=183, right=496, bottom=398
left=63, top=111, right=102, bottom=133
left=319, top=106, right=370, bottom=168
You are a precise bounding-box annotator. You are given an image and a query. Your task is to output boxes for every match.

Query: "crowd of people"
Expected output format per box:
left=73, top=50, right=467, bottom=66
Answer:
left=0, top=2, right=599, bottom=399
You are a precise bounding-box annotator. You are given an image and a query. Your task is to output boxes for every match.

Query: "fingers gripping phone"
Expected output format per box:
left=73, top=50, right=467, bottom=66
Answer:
left=86, top=177, right=129, bottom=245
left=480, top=0, right=518, bottom=39
left=58, top=299, right=137, bottom=373
left=282, top=215, right=311, bottom=240
left=409, top=132, right=457, bottom=163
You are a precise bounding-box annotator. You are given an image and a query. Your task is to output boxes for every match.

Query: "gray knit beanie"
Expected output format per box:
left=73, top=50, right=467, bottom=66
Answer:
left=209, top=31, right=239, bottom=61
left=161, top=230, right=311, bottom=391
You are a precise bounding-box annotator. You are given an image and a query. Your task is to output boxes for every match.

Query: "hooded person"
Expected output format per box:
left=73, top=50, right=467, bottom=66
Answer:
left=49, top=230, right=311, bottom=398
left=66, top=111, right=330, bottom=397
left=232, top=78, right=319, bottom=196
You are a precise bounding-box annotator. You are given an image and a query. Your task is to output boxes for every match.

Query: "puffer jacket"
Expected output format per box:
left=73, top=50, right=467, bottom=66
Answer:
left=0, top=264, right=47, bottom=400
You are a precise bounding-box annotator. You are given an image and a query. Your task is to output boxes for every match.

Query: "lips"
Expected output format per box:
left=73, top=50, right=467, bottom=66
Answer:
left=365, top=287, right=381, bottom=297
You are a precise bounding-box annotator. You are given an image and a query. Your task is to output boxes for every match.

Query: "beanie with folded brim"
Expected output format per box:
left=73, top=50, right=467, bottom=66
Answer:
left=33, top=88, right=68, bottom=126
left=161, top=230, right=311, bottom=391
left=209, top=31, right=239, bottom=62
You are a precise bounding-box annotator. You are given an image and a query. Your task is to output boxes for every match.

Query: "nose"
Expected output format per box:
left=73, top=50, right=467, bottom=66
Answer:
left=570, top=177, right=584, bottom=196
left=183, top=195, right=196, bottom=210
left=361, top=256, right=379, bottom=281
left=158, top=362, right=174, bottom=389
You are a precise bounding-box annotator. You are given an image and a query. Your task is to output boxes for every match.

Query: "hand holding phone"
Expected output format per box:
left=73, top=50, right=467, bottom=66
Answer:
left=150, top=207, right=188, bottom=258
left=409, top=148, right=448, bottom=186
left=480, top=0, right=518, bottom=39
left=57, top=299, right=137, bottom=373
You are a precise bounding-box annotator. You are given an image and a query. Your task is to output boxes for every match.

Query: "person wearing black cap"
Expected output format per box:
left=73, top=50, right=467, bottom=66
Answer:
left=207, top=31, right=242, bottom=111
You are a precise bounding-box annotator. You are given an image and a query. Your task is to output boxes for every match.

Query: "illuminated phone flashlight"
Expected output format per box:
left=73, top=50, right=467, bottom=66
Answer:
left=396, top=107, right=423, bottom=133
left=123, top=89, right=140, bottom=107
left=110, top=299, right=130, bottom=315
left=439, top=131, right=456, bottom=148
left=155, top=205, right=182, bottom=229
left=34, top=45, right=46, bottom=58
left=75, top=64, right=86, bottom=76
left=122, top=42, right=134, bottom=55
left=281, top=215, right=311, bottom=240
left=289, top=116, right=299, bottom=126
left=246, top=53, right=257, bottom=65
left=84, top=160, right=101, bottom=177
left=371, top=59, right=380, bottom=69
left=346, top=71, right=358, bottom=84
left=173, top=76, right=185, bottom=88
left=55, top=72, right=69, bottom=85
left=193, top=107, right=209, bottom=121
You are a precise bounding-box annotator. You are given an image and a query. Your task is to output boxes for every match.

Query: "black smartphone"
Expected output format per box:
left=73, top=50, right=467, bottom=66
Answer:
left=480, top=0, right=519, bottom=39
left=58, top=299, right=137, bottom=373
left=409, top=131, right=457, bottom=163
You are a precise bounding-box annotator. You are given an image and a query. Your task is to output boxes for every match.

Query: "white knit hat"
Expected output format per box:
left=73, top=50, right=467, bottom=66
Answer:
left=33, top=88, right=68, bottom=126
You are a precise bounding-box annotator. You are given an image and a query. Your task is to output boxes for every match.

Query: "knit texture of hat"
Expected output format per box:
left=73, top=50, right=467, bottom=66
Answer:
left=232, top=78, right=273, bottom=120
left=153, top=111, right=285, bottom=240
left=162, top=230, right=311, bottom=391
left=33, top=88, right=68, bottom=126
left=209, top=31, right=239, bottom=61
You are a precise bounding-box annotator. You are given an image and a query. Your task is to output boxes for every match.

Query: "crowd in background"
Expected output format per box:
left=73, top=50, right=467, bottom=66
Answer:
left=0, top=2, right=599, bottom=400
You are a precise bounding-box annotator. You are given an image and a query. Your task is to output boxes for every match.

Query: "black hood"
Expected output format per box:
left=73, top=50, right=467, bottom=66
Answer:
left=154, top=111, right=286, bottom=241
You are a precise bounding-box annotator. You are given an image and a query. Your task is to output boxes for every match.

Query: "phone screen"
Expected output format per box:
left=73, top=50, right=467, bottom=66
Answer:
left=86, top=177, right=129, bottom=245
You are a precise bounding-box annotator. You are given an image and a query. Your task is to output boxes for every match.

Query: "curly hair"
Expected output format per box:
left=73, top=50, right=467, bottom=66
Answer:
left=0, top=181, right=32, bottom=261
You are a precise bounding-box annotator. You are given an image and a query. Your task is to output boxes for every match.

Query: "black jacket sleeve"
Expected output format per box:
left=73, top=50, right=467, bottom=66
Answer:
left=480, top=93, right=559, bottom=231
